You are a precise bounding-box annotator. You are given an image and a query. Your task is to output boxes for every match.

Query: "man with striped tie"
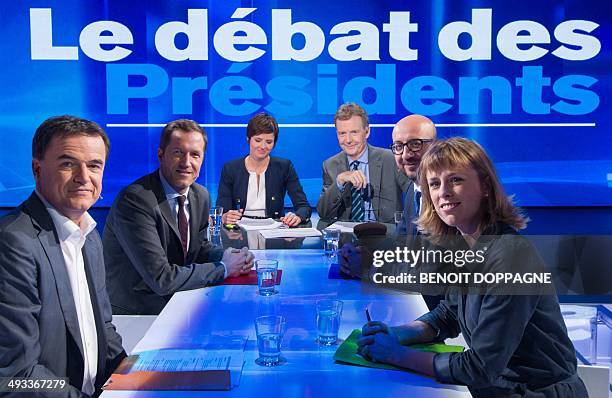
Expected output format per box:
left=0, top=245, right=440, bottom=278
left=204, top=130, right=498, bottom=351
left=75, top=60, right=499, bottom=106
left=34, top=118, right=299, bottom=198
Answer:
left=317, top=103, right=410, bottom=229
left=338, top=115, right=440, bottom=311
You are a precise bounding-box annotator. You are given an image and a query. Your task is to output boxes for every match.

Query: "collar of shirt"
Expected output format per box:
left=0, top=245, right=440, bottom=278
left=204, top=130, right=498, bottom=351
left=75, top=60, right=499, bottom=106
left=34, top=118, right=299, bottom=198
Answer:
left=35, top=191, right=97, bottom=243
left=349, top=145, right=369, bottom=167
left=159, top=170, right=190, bottom=205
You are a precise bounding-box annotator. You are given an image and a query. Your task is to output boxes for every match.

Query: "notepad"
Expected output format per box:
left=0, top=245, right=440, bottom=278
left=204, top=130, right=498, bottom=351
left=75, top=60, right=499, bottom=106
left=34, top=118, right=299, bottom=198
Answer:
left=325, top=221, right=361, bottom=233
left=103, top=349, right=245, bottom=391
left=237, top=218, right=283, bottom=231
left=334, top=329, right=464, bottom=370
left=259, top=227, right=322, bottom=239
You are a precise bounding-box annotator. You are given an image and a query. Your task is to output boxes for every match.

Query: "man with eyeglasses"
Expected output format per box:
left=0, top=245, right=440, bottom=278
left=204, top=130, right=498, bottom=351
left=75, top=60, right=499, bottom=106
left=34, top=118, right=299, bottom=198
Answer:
left=340, top=115, right=441, bottom=310
left=317, top=103, right=410, bottom=228
left=390, top=114, right=437, bottom=236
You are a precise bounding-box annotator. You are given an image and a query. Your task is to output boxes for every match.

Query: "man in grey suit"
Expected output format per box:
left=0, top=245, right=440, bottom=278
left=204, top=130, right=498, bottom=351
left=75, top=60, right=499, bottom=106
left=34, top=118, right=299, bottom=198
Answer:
left=317, top=103, right=410, bottom=229
left=0, top=116, right=126, bottom=396
left=104, top=120, right=253, bottom=315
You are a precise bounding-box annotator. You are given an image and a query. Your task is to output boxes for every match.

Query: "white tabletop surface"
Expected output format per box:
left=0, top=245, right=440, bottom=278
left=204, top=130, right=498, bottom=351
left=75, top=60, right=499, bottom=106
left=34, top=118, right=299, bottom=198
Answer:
left=102, top=249, right=470, bottom=397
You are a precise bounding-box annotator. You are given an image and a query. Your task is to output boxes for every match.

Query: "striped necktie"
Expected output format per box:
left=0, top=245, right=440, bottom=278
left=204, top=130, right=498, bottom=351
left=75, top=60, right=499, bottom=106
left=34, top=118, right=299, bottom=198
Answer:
left=349, top=160, right=365, bottom=222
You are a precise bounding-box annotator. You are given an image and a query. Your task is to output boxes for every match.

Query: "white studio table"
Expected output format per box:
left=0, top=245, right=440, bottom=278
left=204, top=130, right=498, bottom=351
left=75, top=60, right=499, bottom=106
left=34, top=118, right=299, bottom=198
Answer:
left=102, top=249, right=470, bottom=397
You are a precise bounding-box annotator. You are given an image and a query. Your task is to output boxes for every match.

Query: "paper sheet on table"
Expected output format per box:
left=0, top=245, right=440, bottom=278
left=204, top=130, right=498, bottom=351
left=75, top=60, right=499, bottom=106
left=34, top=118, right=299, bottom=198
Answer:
left=325, top=221, right=362, bottom=233
left=104, top=349, right=245, bottom=390
left=334, top=329, right=464, bottom=371
left=132, top=349, right=244, bottom=373
left=259, top=227, right=322, bottom=239
left=237, top=218, right=283, bottom=231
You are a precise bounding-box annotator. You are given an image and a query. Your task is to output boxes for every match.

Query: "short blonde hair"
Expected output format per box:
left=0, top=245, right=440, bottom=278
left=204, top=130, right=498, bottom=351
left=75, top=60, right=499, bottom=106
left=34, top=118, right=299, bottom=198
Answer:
left=417, top=137, right=527, bottom=237
left=334, top=102, right=369, bottom=129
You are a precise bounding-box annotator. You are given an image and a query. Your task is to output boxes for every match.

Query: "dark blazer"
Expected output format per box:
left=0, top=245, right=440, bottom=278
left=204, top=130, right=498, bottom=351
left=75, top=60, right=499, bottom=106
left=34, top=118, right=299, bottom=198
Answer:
left=0, top=193, right=126, bottom=397
left=103, top=170, right=225, bottom=315
left=316, top=145, right=410, bottom=229
left=216, top=156, right=311, bottom=222
left=396, top=182, right=415, bottom=236
left=418, top=223, right=587, bottom=397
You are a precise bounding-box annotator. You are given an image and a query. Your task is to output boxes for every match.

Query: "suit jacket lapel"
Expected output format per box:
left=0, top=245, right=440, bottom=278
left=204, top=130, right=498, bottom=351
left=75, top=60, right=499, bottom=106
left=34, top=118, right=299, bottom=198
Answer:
left=368, top=145, right=383, bottom=215
left=187, top=188, right=202, bottom=261
left=335, top=153, right=351, bottom=212
left=151, top=171, right=182, bottom=244
left=264, top=161, right=277, bottom=218
left=25, top=194, right=85, bottom=360
left=238, top=160, right=249, bottom=211
left=403, top=182, right=416, bottom=236
left=82, top=238, right=107, bottom=387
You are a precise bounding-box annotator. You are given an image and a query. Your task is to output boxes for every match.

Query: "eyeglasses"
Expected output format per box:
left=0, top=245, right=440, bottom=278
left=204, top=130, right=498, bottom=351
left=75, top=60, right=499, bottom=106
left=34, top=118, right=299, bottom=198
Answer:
left=389, top=139, right=434, bottom=155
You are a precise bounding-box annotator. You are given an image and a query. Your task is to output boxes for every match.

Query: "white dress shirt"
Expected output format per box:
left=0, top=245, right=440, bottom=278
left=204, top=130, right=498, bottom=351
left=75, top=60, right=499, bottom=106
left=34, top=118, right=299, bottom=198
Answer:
left=244, top=166, right=267, bottom=218
left=159, top=171, right=227, bottom=277
left=37, top=192, right=98, bottom=395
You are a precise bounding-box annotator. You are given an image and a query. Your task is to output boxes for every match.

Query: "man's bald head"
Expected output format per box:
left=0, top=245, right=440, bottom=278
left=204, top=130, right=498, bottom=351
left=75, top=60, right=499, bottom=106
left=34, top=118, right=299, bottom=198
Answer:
left=391, top=115, right=437, bottom=181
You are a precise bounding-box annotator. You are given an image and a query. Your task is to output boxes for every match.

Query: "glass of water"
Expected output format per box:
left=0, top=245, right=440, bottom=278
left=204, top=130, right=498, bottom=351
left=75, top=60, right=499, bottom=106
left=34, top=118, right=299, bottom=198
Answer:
left=316, top=299, right=343, bottom=345
left=209, top=206, right=223, bottom=234
left=255, top=315, right=286, bottom=366
left=256, top=260, right=278, bottom=296
left=394, top=210, right=404, bottom=234
left=394, top=210, right=404, bottom=225
left=323, top=229, right=340, bottom=258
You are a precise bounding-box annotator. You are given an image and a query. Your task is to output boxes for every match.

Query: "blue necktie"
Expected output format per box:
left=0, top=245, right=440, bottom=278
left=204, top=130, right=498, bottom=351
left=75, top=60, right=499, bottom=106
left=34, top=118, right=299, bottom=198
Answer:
left=414, top=190, right=421, bottom=218
left=349, top=161, right=365, bottom=222
left=412, top=190, right=421, bottom=236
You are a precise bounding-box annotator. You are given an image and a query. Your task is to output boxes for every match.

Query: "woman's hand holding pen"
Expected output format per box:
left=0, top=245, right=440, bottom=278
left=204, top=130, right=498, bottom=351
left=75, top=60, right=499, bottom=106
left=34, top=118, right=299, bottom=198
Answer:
left=357, top=320, right=404, bottom=365
left=222, top=209, right=243, bottom=224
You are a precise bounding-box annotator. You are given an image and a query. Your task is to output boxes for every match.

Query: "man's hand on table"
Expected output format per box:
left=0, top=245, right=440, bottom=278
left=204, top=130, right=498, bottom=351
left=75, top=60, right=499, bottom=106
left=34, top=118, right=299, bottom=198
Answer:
left=223, top=247, right=255, bottom=277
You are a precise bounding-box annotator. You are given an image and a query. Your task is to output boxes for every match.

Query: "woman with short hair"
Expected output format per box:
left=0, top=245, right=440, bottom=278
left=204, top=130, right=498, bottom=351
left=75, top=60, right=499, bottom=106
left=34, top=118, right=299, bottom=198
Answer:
left=217, top=113, right=311, bottom=227
left=358, top=137, right=587, bottom=397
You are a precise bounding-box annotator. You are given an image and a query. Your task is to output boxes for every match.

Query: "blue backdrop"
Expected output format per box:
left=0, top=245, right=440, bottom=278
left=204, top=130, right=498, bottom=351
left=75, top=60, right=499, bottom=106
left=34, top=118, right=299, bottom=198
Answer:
left=1, top=0, right=610, bottom=208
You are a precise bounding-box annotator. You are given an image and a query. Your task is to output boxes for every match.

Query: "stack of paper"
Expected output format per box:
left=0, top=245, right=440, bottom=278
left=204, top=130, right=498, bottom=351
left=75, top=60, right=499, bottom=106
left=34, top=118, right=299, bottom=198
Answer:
left=104, top=337, right=248, bottom=391
left=325, top=221, right=361, bottom=233
left=237, top=218, right=283, bottom=231
left=259, top=227, right=322, bottom=239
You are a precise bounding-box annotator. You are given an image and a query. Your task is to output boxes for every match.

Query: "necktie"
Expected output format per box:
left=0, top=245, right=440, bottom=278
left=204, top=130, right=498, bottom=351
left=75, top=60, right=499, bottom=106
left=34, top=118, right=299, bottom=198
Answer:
left=349, top=160, right=365, bottom=222
left=412, top=190, right=422, bottom=236
left=177, top=195, right=188, bottom=257
left=413, top=190, right=421, bottom=218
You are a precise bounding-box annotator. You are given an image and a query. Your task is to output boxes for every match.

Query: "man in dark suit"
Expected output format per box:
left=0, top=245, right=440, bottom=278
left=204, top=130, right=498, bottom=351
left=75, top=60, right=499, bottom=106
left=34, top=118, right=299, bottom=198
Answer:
left=391, top=114, right=437, bottom=236
left=0, top=116, right=126, bottom=396
left=317, top=103, right=410, bottom=229
left=103, top=120, right=253, bottom=315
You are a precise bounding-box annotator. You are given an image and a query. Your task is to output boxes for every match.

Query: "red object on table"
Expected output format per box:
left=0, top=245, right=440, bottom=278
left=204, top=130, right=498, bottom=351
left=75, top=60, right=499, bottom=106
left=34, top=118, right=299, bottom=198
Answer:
left=221, top=269, right=283, bottom=285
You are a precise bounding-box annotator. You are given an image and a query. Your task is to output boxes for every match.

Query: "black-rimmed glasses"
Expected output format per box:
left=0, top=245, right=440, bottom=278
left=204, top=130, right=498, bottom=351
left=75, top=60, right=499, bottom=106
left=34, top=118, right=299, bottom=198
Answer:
left=389, top=139, right=434, bottom=155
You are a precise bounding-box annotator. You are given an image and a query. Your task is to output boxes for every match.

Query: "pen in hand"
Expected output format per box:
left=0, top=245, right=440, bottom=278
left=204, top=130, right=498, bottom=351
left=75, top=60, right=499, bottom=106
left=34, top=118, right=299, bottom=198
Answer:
left=365, top=307, right=372, bottom=323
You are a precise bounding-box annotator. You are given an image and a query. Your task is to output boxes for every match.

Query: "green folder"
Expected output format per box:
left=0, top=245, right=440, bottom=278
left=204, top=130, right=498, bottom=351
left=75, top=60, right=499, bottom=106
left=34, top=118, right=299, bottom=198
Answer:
left=333, top=329, right=464, bottom=371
